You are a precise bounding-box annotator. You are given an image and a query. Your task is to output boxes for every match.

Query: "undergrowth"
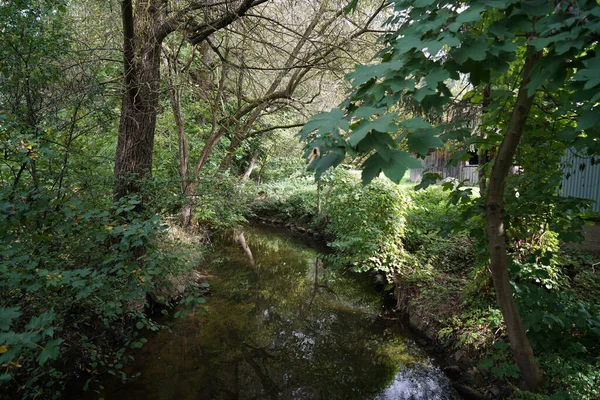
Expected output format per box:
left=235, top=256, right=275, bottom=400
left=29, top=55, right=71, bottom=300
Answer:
left=252, top=171, right=600, bottom=399
left=0, top=189, right=203, bottom=399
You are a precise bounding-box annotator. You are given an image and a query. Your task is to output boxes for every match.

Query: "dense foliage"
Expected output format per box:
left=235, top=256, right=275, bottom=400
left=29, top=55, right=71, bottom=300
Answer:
left=252, top=170, right=600, bottom=398
left=324, top=170, right=408, bottom=278
left=299, top=0, right=600, bottom=394
left=2, top=0, right=600, bottom=398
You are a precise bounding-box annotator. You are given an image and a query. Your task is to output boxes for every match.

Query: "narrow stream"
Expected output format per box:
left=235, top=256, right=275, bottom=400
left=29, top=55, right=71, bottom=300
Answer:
left=98, top=224, right=460, bottom=400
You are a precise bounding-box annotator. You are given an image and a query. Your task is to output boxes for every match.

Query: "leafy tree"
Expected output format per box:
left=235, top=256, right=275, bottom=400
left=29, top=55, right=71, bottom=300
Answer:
left=159, top=0, right=389, bottom=228
left=300, top=0, right=600, bottom=392
left=114, top=0, right=268, bottom=201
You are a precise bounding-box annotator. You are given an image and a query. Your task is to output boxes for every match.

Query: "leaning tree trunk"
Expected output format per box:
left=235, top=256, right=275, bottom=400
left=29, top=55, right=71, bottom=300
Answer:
left=241, top=154, right=257, bottom=180
left=486, top=50, right=542, bottom=392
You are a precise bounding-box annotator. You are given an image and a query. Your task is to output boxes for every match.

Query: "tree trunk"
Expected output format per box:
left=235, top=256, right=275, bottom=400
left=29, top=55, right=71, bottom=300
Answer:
left=181, top=194, right=196, bottom=229
left=219, top=132, right=242, bottom=172
left=114, top=0, right=264, bottom=203
left=486, top=50, right=542, bottom=392
left=164, top=51, right=196, bottom=229
left=114, top=0, right=168, bottom=202
left=478, top=84, right=491, bottom=195
left=317, top=179, right=322, bottom=215
left=241, top=154, right=257, bottom=180
left=218, top=106, right=262, bottom=173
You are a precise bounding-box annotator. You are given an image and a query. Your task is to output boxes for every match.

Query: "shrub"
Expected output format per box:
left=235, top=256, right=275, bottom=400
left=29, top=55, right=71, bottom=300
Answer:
left=0, top=189, right=196, bottom=399
left=251, top=178, right=320, bottom=227
left=194, top=175, right=255, bottom=230
left=404, top=186, right=461, bottom=251
left=324, top=169, right=410, bottom=279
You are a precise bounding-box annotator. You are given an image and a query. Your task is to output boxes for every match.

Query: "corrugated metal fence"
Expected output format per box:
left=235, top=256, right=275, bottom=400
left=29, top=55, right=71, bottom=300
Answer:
left=561, top=150, right=600, bottom=213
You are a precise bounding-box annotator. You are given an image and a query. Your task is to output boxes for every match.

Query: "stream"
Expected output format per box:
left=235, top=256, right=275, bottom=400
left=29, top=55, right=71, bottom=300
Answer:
left=97, top=224, right=461, bottom=400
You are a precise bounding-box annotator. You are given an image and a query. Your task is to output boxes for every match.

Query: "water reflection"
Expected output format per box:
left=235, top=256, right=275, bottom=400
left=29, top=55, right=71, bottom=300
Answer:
left=98, top=225, right=460, bottom=400
left=375, top=364, right=457, bottom=400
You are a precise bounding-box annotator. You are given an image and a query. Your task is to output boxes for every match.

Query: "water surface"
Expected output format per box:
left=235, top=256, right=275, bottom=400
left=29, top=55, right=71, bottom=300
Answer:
left=99, top=224, right=459, bottom=400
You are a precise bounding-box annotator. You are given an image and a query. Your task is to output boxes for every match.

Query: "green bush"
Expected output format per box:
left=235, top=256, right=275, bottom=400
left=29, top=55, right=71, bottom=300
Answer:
left=193, top=175, right=256, bottom=230
left=404, top=186, right=461, bottom=251
left=251, top=178, right=320, bottom=227
left=0, top=189, right=196, bottom=399
left=324, top=170, right=409, bottom=278
left=403, top=186, right=475, bottom=274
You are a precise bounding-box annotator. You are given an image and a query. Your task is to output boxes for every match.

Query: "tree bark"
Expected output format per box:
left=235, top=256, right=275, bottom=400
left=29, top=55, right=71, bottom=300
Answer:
left=219, top=107, right=263, bottom=173
left=114, top=0, right=169, bottom=202
left=164, top=50, right=196, bottom=228
left=317, top=179, right=322, bottom=215
left=486, top=50, right=542, bottom=392
left=478, top=84, right=491, bottom=195
left=114, top=0, right=268, bottom=203
left=241, top=154, right=257, bottom=180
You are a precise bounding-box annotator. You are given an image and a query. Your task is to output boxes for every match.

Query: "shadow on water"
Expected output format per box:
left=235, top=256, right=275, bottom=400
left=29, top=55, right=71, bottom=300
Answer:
left=96, top=224, right=461, bottom=400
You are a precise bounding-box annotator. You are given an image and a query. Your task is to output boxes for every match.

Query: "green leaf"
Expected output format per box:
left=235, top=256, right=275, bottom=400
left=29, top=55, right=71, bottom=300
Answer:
left=425, top=67, right=451, bottom=88
left=573, top=54, right=600, bottom=90
left=414, top=0, right=437, bottom=6
left=361, top=154, right=384, bottom=185
left=25, top=310, right=56, bottom=331
left=343, top=0, right=358, bottom=15
left=407, top=130, right=443, bottom=157
left=452, top=38, right=489, bottom=64
left=298, top=108, right=349, bottom=140
left=393, top=35, right=423, bottom=53
left=372, top=132, right=396, bottom=162
left=521, top=0, right=553, bottom=17
left=37, top=338, right=63, bottom=366
left=493, top=341, right=510, bottom=351
left=348, top=113, right=398, bottom=147
left=455, top=3, right=487, bottom=23
left=479, top=358, right=494, bottom=370
left=0, top=307, right=21, bottom=331
left=415, top=172, right=441, bottom=190
left=386, top=77, right=416, bottom=93
left=314, top=149, right=345, bottom=179
left=413, top=86, right=436, bottom=103
left=399, top=117, right=432, bottom=131
left=346, top=59, right=405, bottom=87
left=576, top=111, right=600, bottom=131
left=349, top=106, right=386, bottom=120
left=382, top=151, right=423, bottom=183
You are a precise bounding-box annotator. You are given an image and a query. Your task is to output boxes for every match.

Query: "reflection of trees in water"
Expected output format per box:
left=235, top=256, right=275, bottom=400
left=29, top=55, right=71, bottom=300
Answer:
left=233, top=229, right=256, bottom=267
left=207, top=228, right=403, bottom=399
left=105, top=225, right=457, bottom=400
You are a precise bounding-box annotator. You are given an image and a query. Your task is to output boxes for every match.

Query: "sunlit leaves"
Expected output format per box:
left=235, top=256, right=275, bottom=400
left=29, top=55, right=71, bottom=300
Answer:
left=573, top=53, right=600, bottom=91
